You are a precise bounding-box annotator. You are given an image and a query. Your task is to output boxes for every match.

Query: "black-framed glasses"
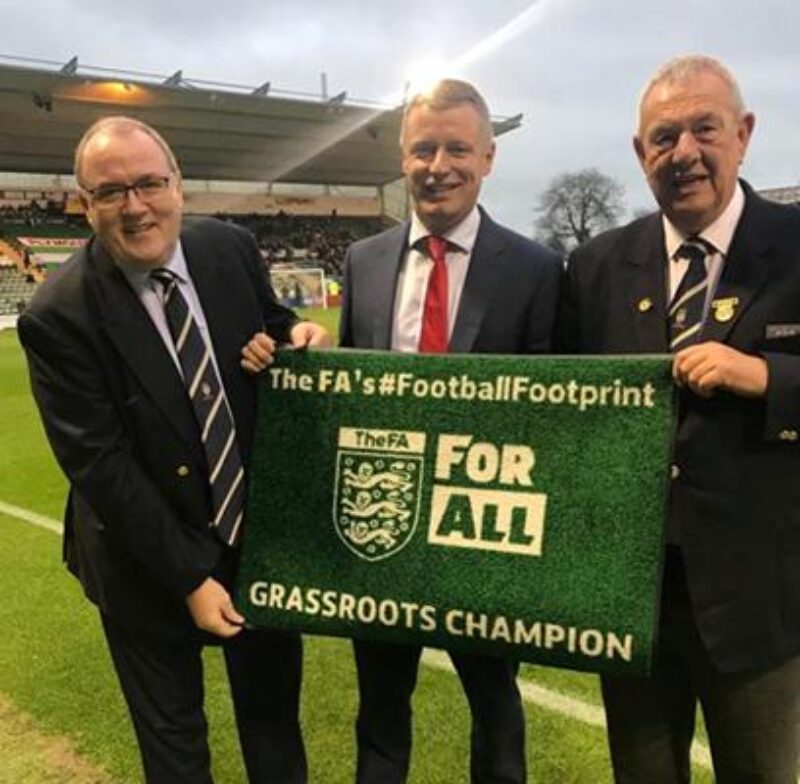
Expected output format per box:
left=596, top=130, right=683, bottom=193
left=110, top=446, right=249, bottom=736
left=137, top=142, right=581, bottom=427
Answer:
left=83, top=174, right=174, bottom=207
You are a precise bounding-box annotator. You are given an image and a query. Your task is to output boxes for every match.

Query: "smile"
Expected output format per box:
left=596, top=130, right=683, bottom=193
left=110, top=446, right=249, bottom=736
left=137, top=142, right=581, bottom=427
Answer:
left=673, top=173, right=708, bottom=188
left=422, top=182, right=459, bottom=198
left=123, top=222, right=157, bottom=235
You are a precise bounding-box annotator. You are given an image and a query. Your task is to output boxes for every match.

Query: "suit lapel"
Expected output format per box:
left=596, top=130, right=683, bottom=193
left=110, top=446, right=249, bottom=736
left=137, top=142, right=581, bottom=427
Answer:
left=701, top=194, right=772, bottom=344
left=182, top=228, right=242, bottom=385
left=370, top=224, right=408, bottom=349
left=450, top=212, right=503, bottom=353
left=87, top=239, right=204, bottom=467
left=622, top=217, right=670, bottom=353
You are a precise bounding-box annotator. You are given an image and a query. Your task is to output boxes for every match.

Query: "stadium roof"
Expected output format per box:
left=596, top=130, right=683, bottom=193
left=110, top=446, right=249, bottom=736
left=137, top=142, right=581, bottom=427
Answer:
left=0, top=56, right=522, bottom=188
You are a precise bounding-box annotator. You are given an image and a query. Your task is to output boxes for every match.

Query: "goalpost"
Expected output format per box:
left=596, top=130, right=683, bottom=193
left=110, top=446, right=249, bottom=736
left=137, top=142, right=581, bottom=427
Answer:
left=269, top=267, right=329, bottom=309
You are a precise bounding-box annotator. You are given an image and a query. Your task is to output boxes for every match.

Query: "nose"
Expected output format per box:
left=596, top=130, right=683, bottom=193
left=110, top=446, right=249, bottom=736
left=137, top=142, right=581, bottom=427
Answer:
left=120, top=187, right=147, bottom=213
left=429, top=146, right=452, bottom=175
left=672, top=129, right=701, bottom=166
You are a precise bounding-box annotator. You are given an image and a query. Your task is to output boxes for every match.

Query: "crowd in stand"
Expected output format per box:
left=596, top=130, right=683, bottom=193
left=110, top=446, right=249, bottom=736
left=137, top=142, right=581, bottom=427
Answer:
left=216, top=211, right=384, bottom=278
left=0, top=197, right=73, bottom=225
left=1, top=199, right=385, bottom=282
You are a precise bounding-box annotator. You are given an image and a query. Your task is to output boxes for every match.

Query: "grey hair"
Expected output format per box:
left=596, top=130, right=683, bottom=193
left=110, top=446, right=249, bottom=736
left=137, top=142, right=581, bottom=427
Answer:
left=400, top=79, right=493, bottom=146
left=74, top=116, right=180, bottom=186
left=636, top=55, right=747, bottom=131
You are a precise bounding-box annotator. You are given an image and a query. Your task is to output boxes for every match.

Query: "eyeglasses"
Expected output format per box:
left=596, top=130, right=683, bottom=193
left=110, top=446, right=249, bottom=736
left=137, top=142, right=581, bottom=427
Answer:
left=83, top=174, right=174, bottom=207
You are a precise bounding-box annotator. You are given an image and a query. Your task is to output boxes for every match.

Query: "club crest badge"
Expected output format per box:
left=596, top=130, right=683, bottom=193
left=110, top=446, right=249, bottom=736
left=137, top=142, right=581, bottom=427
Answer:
left=711, top=296, right=739, bottom=323
left=333, top=427, right=426, bottom=561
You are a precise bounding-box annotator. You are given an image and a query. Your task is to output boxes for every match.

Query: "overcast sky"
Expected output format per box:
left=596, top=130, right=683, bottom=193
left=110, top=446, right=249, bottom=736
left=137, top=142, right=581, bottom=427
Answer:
left=5, top=0, right=799, bottom=234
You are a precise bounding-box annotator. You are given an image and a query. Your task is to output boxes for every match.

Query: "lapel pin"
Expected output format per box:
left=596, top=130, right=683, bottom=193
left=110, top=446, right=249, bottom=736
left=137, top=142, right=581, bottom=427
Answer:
left=711, top=297, right=739, bottom=323
left=637, top=297, right=653, bottom=313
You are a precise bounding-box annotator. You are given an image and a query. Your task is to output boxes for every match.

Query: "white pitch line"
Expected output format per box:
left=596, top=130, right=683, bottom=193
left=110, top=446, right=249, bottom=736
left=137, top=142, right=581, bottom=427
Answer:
left=0, top=500, right=62, bottom=534
left=1, top=498, right=714, bottom=772
left=421, top=650, right=713, bottom=770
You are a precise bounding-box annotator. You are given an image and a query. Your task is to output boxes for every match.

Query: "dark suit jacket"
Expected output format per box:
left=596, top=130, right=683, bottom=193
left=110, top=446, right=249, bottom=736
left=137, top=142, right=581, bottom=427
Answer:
left=339, top=209, right=561, bottom=353
left=19, top=217, right=296, bottom=639
left=559, top=184, right=800, bottom=673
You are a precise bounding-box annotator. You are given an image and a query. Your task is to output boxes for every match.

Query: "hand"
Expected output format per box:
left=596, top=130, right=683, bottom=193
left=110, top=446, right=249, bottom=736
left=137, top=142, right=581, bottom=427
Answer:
left=673, top=341, right=768, bottom=398
left=289, top=321, right=333, bottom=348
left=186, top=577, right=245, bottom=638
left=240, top=331, right=277, bottom=374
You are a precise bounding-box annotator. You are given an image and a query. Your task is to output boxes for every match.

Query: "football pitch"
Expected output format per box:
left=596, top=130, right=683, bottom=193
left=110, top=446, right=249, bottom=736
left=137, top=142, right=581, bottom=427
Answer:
left=0, top=316, right=712, bottom=783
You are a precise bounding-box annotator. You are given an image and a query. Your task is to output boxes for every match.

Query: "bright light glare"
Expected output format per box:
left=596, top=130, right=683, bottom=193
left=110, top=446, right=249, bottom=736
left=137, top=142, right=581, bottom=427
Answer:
left=403, top=57, right=453, bottom=100
left=264, top=0, right=551, bottom=182
left=394, top=0, right=550, bottom=105
left=452, top=1, right=551, bottom=73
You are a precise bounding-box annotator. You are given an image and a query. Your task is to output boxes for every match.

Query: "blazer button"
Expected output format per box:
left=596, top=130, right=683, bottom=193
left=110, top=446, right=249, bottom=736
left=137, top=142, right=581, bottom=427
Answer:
left=176, top=464, right=190, bottom=477
left=778, top=429, right=799, bottom=442
left=670, top=464, right=680, bottom=480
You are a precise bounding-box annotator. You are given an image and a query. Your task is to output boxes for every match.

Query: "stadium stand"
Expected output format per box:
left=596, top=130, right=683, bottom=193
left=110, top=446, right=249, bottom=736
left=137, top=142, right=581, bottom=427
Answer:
left=0, top=194, right=387, bottom=313
left=217, top=212, right=384, bottom=276
left=0, top=264, right=38, bottom=315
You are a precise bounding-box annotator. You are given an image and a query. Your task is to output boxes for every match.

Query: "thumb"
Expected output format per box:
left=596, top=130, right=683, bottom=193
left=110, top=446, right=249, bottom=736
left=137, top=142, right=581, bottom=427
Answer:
left=221, top=595, right=245, bottom=625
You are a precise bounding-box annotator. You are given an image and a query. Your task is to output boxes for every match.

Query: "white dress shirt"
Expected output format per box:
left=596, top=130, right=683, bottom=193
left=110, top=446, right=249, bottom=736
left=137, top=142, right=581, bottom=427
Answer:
left=391, top=207, right=481, bottom=352
left=119, top=242, right=226, bottom=383
left=663, top=182, right=745, bottom=320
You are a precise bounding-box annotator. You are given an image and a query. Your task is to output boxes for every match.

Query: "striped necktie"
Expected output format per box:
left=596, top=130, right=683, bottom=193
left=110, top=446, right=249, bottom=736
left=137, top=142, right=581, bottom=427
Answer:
left=418, top=235, right=449, bottom=353
left=669, top=239, right=712, bottom=351
left=151, top=269, right=245, bottom=546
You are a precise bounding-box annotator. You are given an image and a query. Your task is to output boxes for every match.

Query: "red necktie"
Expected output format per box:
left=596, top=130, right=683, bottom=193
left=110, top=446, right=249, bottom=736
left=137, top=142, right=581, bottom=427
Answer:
left=418, top=235, right=449, bottom=353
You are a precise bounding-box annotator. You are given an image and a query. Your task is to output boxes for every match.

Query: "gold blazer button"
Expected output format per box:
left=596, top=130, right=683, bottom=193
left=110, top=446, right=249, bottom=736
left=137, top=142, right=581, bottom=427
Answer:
left=176, top=465, right=190, bottom=477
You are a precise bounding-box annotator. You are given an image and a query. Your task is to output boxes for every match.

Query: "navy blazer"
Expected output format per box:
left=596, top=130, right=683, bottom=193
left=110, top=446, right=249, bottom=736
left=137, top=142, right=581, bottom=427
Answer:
left=339, top=209, right=561, bottom=354
left=559, top=184, right=800, bottom=672
left=19, top=217, right=296, bottom=638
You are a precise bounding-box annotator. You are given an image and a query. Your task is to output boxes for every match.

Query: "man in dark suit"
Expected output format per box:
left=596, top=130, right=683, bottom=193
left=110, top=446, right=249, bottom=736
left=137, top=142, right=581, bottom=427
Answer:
left=339, top=79, right=561, bottom=783
left=18, top=116, right=330, bottom=783
left=560, top=56, right=800, bottom=782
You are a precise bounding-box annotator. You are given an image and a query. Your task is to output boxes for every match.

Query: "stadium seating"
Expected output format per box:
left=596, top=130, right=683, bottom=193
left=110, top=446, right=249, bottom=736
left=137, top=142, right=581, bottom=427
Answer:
left=0, top=265, right=38, bottom=315
left=0, top=198, right=390, bottom=312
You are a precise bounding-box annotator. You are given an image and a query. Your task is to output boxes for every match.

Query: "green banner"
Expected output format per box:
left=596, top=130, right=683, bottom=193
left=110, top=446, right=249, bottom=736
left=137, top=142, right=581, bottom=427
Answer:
left=236, top=350, right=673, bottom=676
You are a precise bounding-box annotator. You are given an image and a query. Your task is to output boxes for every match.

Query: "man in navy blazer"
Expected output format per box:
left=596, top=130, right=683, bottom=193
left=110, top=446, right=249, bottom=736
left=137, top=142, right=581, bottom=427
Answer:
left=560, top=56, right=800, bottom=782
left=339, top=79, right=561, bottom=783
left=19, top=117, right=330, bottom=783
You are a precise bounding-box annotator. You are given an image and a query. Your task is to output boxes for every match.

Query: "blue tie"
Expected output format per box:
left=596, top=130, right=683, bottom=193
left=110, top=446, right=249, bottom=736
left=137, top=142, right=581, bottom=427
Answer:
left=669, top=239, right=712, bottom=351
left=151, top=268, right=245, bottom=546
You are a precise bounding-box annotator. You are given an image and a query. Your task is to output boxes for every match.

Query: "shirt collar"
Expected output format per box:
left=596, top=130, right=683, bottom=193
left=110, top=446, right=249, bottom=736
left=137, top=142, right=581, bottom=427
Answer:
left=408, top=205, right=481, bottom=254
left=663, top=181, right=745, bottom=261
left=117, top=241, right=188, bottom=292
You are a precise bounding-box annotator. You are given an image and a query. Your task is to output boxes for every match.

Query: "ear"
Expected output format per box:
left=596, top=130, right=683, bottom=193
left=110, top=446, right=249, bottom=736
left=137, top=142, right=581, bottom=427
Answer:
left=79, top=193, right=95, bottom=229
left=401, top=149, right=412, bottom=177
left=633, top=135, right=646, bottom=166
left=174, top=175, right=185, bottom=209
left=482, top=140, right=496, bottom=175
left=738, top=112, right=756, bottom=160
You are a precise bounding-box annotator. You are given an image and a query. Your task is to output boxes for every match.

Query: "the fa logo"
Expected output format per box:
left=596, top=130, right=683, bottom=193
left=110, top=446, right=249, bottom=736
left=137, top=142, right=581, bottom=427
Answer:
left=333, top=427, right=426, bottom=561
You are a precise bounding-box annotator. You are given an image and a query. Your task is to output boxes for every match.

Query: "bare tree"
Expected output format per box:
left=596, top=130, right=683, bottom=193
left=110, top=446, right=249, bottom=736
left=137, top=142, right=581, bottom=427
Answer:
left=534, top=168, right=625, bottom=251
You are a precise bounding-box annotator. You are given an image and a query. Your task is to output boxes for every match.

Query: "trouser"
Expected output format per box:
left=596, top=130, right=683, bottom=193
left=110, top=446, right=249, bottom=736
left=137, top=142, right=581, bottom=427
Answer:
left=353, top=638, right=526, bottom=784
left=601, top=549, right=800, bottom=784
left=102, top=614, right=307, bottom=784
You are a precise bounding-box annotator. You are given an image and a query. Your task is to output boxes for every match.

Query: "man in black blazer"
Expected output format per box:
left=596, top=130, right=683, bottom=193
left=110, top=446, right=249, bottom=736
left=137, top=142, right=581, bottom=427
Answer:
left=339, top=79, right=561, bottom=783
left=560, top=56, right=800, bottom=782
left=18, top=116, right=330, bottom=783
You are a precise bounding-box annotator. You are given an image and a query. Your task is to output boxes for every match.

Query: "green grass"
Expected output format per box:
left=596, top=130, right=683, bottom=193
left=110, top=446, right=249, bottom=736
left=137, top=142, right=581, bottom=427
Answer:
left=297, top=305, right=340, bottom=338
left=0, top=319, right=713, bottom=783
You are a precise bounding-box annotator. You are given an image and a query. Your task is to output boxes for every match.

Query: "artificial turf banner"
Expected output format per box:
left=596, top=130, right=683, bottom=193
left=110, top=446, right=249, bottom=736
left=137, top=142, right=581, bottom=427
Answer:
left=236, top=349, right=674, bottom=676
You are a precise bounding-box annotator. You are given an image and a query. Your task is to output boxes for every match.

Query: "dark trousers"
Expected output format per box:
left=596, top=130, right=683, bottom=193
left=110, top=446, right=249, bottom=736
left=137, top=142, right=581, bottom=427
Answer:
left=601, top=549, right=800, bottom=784
left=353, top=638, right=525, bottom=784
left=102, top=614, right=307, bottom=784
